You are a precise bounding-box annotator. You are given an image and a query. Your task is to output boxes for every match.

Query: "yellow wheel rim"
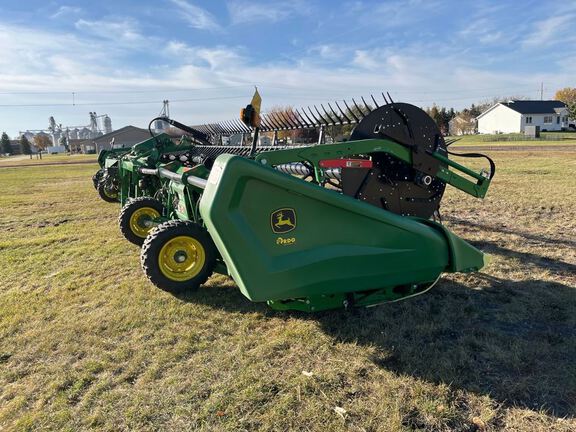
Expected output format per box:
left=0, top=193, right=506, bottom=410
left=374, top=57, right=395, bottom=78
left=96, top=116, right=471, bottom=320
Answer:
left=129, top=207, right=160, bottom=238
left=158, top=236, right=206, bottom=282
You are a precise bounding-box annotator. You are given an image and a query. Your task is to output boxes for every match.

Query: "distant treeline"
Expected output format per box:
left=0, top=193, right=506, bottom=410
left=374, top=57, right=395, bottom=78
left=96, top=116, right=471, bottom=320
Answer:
left=423, top=96, right=521, bottom=135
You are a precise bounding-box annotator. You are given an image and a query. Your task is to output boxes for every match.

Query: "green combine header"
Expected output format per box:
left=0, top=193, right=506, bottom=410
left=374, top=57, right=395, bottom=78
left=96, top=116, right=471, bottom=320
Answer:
left=94, top=91, right=495, bottom=311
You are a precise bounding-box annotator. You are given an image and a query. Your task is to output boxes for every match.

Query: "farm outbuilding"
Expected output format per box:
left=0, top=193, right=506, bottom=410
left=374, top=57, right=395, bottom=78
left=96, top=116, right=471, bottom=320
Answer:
left=8, top=140, right=39, bottom=155
left=448, top=113, right=476, bottom=135
left=77, top=126, right=150, bottom=154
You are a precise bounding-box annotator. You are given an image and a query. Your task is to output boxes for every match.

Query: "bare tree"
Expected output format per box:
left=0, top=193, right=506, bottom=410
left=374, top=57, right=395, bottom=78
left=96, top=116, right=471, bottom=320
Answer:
left=33, top=134, right=52, bottom=151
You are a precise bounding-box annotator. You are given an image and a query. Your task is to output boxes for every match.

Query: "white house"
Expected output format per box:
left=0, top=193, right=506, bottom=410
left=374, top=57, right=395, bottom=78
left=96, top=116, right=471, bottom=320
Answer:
left=477, top=100, right=569, bottom=134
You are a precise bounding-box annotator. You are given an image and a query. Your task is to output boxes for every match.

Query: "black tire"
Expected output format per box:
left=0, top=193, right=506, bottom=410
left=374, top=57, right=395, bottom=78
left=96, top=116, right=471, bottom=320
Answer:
left=97, top=175, right=119, bottom=203
left=119, top=197, right=166, bottom=246
left=141, top=220, right=217, bottom=294
left=92, top=169, right=104, bottom=190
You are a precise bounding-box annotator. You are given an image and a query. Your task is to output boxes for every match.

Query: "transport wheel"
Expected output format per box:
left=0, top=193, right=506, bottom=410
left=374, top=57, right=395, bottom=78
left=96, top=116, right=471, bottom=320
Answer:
left=118, top=197, right=165, bottom=246
left=97, top=176, right=119, bottom=203
left=141, top=220, right=217, bottom=294
left=92, top=169, right=104, bottom=189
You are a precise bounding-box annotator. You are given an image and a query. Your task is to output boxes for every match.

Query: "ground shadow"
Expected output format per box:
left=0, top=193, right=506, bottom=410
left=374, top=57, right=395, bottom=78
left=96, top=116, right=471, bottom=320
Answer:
left=468, top=239, right=576, bottom=275
left=176, top=240, right=576, bottom=418
left=445, top=215, right=576, bottom=249
left=314, top=276, right=576, bottom=418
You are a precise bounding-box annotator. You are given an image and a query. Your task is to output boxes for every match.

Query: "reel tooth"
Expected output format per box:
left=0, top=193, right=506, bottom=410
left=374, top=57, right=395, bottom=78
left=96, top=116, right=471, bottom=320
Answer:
left=182, top=93, right=445, bottom=219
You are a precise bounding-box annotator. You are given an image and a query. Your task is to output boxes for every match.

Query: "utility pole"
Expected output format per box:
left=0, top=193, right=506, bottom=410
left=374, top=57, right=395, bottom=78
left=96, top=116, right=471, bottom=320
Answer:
left=540, top=82, right=544, bottom=101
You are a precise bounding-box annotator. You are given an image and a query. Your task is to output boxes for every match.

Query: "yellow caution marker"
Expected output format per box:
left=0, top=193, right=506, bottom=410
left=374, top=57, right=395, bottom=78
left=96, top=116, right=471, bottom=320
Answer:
left=241, top=87, right=262, bottom=127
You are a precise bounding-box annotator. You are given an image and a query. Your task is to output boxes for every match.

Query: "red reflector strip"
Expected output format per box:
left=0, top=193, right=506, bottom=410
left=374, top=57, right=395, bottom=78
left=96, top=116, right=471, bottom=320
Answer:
left=319, top=159, right=373, bottom=169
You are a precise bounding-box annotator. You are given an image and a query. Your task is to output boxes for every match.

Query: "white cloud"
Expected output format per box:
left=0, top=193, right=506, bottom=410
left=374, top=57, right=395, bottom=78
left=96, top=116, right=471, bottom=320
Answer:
left=0, top=24, right=101, bottom=75
left=169, top=0, right=220, bottom=31
left=352, top=50, right=379, bottom=69
left=166, top=41, right=195, bottom=57
left=74, top=18, right=146, bottom=43
left=479, top=31, right=503, bottom=44
left=459, top=19, right=505, bottom=45
left=166, top=41, right=244, bottom=69
left=523, top=14, right=576, bottom=48
left=50, top=6, right=82, bottom=19
left=351, top=0, right=445, bottom=29
left=307, top=44, right=347, bottom=61
left=196, top=47, right=243, bottom=69
left=0, top=15, right=575, bottom=138
left=227, top=0, right=310, bottom=24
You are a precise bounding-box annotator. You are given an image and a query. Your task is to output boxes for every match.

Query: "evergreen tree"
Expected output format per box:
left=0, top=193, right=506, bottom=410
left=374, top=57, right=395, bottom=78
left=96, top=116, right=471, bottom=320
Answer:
left=19, top=135, right=32, bottom=155
left=425, top=104, right=457, bottom=135
left=1, top=132, right=11, bottom=154
left=59, top=135, right=70, bottom=152
left=427, top=104, right=440, bottom=122
left=469, top=103, right=482, bottom=117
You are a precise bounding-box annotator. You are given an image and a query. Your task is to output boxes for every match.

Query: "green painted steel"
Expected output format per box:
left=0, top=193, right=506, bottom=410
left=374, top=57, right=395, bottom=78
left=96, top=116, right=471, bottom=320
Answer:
left=170, top=169, right=204, bottom=220
left=131, top=136, right=492, bottom=311
left=115, top=134, right=195, bottom=205
left=94, top=103, right=495, bottom=311
left=94, top=132, right=202, bottom=206
left=199, top=154, right=485, bottom=309
left=255, top=138, right=491, bottom=198
left=97, top=147, right=130, bottom=168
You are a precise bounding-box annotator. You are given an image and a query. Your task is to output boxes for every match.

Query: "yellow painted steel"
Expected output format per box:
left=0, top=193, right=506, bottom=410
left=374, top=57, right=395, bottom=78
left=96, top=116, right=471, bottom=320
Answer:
left=129, top=207, right=161, bottom=238
left=158, top=236, right=206, bottom=281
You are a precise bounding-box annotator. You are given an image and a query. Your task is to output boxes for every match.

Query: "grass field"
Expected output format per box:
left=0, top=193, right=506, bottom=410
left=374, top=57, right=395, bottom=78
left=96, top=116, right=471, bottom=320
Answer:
left=0, top=154, right=97, bottom=166
left=447, top=131, right=576, bottom=147
left=1, top=150, right=575, bottom=431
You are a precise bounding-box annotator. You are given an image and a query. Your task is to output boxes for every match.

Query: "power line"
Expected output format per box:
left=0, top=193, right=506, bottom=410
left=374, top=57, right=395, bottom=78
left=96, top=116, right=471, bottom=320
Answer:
left=0, top=84, right=538, bottom=97
left=0, top=84, right=254, bottom=95
left=0, top=94, right=250, bottom=108
left=0, top=85, right=543, bottom=109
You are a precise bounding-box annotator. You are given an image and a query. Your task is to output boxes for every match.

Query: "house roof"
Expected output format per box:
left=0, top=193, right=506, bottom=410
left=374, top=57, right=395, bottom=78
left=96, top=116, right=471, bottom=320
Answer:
left=77, top=125, right=150, bottom=147
left=499, top=100, right=566, bottom=114
left=477, top=100, right=567, bottom=120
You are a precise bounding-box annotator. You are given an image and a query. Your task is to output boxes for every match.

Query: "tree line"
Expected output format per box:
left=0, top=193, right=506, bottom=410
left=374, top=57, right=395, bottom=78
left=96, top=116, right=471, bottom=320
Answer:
left=424, top=97, right=526, bottom=135
left=0, top=132, right=57, bottom=156
left=426, top=87, right=576, bottom=135
left=0, top=132, right=32, bottom=155
left=263, top=87, right=576, bottom=143
left=2, top=88, right=575, bottom=154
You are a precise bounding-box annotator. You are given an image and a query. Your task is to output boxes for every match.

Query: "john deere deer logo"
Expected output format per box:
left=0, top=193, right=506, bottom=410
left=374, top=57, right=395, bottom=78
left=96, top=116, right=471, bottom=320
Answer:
left=271, top=208, right=296, bottom=234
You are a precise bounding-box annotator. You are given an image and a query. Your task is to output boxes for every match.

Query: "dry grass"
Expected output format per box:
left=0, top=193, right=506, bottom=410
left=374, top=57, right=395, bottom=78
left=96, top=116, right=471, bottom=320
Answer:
left=448, top=131, right=576, bottom=146
left=0, top=150, right=575, bottom=431
left=0, top=154, right=96, bottom=166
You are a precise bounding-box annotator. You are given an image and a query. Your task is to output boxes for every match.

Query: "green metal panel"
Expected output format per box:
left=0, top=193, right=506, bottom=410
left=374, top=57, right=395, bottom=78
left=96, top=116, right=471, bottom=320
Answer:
left=171, top=182, right=190, bottom=220
left=199, top=154, right=485, bottom=304
left=97, top=147, right=130, bottom=168
left=255, top=138, right=491, bottom=198
left=113, top=133, right=199, bottom=205
left=417, top=219, right=487, bottom=272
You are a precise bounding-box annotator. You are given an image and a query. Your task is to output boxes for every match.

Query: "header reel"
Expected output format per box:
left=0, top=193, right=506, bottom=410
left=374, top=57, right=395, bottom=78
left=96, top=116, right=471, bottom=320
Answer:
left=347, top=101, right=449, bottom=219
left=183, top=93, right=494, bottom=221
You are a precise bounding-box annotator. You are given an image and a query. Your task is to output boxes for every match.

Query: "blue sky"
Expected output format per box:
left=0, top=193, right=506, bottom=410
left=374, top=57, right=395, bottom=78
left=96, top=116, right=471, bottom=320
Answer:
left=0, top=0, right=575, bottom=137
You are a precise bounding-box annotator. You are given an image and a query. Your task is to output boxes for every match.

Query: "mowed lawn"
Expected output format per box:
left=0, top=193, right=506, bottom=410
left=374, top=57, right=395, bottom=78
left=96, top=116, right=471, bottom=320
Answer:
left=447, top=131, right=576, bottom=147
left=0, top=150, right=575, bottom=431
left=0, top=154, right=97, bottom=166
